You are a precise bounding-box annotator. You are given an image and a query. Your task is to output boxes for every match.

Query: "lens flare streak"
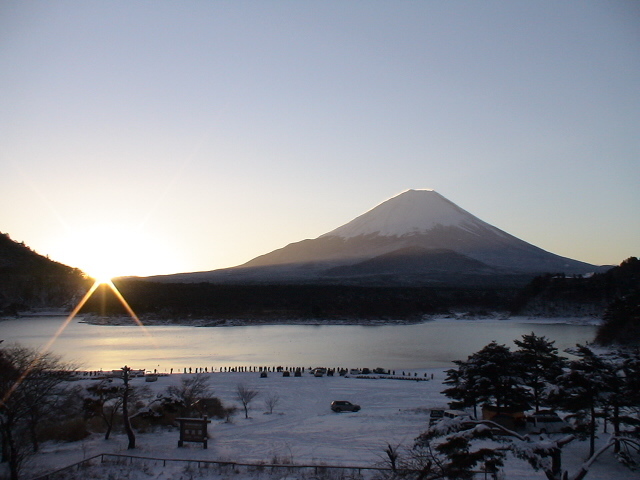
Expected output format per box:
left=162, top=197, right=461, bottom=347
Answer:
left=2, top=278, right=155, bottom=406
left=102, top=279, right=158, bottom=347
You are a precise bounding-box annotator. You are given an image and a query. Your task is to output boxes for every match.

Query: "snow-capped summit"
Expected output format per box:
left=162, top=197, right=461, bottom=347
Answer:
left=152, top=190, right=603, bottom=286
left=322, top=189, right=498, bottom=239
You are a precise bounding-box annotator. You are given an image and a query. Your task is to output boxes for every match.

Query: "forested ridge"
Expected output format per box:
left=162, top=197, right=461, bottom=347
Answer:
left=512, top=257, right=639, bottom=314
left=511, top=257, right=640, bottom=344
left=0, top=233, right=88, bottom=315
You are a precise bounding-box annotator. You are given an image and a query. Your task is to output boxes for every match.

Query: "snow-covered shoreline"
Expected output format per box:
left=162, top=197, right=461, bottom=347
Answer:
left=75, top=312, right=602, bottom=327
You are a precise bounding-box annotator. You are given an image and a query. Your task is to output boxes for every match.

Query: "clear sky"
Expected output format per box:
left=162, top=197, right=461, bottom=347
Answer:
left=1, top=1, right=638, bottom=279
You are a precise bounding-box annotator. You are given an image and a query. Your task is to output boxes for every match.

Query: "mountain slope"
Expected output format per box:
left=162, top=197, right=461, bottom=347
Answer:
left=0, top=232, right=88, bottom=313
left=325, top=247, right=495, bottom=276
left=151, top=189, right=602, bottom=286
left=242, top=190, right=595, bottom=273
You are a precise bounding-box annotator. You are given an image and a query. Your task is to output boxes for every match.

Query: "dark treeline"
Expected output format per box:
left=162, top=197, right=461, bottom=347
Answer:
left=511, top=257, right=640, bottom=344
left=79, top=281, right=521, bottom=320
left=511, top=256, right=639, bottom=314
left=75, top=257, right=638, bottom=331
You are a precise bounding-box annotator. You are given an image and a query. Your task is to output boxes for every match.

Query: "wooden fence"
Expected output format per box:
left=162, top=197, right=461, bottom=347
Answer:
left=30, top=453, right=398, bottom=480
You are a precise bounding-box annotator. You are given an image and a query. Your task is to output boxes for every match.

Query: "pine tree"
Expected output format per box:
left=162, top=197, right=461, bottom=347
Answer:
left=442, top=359, right=482, bottom=418
left=413, top=426, right=505, bottom=480
left=593, top=348, right=640, bottom=455
left=470, top=342, right=530, bottom=413
left=552, top=345, right=610, bottom=457
left=514, top=332, right=566, bottom=412
left=443, top=341, right=531, bottom=416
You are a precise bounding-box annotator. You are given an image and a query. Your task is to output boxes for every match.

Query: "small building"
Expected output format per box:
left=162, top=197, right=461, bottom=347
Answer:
left=482, top=405, right=527, bottom=430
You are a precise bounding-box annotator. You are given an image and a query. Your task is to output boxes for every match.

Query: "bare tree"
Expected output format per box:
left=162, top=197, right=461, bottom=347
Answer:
left=84, top=380, right=124, bottom=440
left=166, top=374, right=213, bottom=416
left=236, top=384, right=259, bottom=419
left=264, top=391, right=280, bottom=414
left=382, top=443, right=402, bottom=472
left=84, top=375, right=150, bottom=441
left=0, top=344, right=75, bottom=480
left=223, top=405, right=238, bottom=423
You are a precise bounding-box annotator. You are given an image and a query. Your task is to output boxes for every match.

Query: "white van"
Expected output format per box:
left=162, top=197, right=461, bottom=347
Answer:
left=525, top=412, right=570, bottom=434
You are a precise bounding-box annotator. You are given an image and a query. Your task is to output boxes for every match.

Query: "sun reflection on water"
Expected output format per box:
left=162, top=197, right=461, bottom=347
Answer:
left=1, top=277, right=154, bottom=405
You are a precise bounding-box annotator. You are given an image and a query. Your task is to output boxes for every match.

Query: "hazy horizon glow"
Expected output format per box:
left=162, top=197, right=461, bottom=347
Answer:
left=1, top=1, right=638, bottom=277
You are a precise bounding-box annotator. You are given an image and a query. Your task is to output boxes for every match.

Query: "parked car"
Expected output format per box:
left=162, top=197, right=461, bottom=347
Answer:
left=525, top=412, right=571, bottom=434
left=444, top=409, right=469, bottom=420
left=331, top=400, right=361, bottom=412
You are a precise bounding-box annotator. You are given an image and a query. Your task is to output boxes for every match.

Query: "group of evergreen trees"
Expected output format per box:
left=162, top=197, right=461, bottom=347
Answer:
left=406, top=334, right=640, bottom=479
left=443, top=333, right=566, bottom=417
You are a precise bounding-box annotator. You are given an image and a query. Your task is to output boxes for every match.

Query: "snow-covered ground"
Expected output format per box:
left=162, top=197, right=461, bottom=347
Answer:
left=20, top=370, right=636, bottom=480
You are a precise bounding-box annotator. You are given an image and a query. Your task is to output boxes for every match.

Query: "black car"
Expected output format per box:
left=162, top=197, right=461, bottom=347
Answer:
left=331, top=400, right=361, bottom=412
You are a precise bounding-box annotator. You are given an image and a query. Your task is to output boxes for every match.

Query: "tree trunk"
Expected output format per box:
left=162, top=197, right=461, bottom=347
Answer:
left=589, top=404, right=596, bottom=458
left=1, top=417, right=26, bottom=480
left=550, top=447, right=562, bottom=479
left=612, top=404, right=621, bottom=454
left=6, top=427, right=20, bottom=480
left=29, top=421, right=39, bottom=453
left=122, top=366, right=136, bottom=449
left=104, top=420, right=112, bottom=440
left=2, top=424, right=9, bottom=463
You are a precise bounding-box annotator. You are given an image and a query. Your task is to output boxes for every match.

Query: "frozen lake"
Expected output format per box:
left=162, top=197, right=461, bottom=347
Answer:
left=0, top=316, right=598, bottom=371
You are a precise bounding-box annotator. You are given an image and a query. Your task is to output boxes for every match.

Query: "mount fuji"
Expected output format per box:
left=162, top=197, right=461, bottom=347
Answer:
left=153, top=189, right=602, bottom=286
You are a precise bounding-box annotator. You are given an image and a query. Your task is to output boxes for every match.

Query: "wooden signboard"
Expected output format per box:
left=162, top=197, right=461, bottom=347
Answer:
left=177, top=416, right=211, bottom=449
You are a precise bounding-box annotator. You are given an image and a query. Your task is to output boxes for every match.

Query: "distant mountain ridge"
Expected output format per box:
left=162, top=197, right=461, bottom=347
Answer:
left=150, top=189, right=604, bottom=286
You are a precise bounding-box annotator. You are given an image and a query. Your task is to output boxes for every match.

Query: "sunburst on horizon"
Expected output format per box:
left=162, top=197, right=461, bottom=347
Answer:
left=48, top=223, right=185, bottom=279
